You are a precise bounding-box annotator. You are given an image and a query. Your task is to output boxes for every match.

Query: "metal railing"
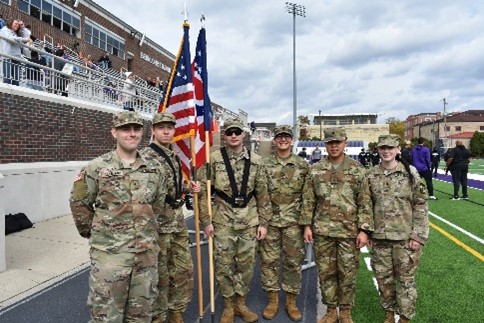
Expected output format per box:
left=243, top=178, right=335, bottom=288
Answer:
left=0, top=34, right=163, bottom=114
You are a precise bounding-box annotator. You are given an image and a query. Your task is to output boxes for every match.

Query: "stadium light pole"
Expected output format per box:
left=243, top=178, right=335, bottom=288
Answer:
left=285, top=2, right=306, bottom=144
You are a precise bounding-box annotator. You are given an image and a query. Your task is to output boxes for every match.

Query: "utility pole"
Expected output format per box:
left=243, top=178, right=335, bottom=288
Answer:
left=285, top=2, right=306, bottom=145
left=319, top=109, right=322, bottom=140
left=442, top=98, right=448, bottom=148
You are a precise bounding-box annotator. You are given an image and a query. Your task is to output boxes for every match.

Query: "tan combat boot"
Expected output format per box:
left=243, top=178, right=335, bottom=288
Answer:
left=220, top=297, right=234, bottom=323
left=167, top=311, right=184, bottom=323
left=317, top=306, right=338, bottom=323
left=399, top=316, right=410, bottom=323
left=234, top=294, right=259, bottom=322
left=339, top=308, right=354, bottom=323
left=384, top=311, right=395, bottom=323
left=263, top=291, right=279, bottom=320
left=285, top=292, right=302, bottom=321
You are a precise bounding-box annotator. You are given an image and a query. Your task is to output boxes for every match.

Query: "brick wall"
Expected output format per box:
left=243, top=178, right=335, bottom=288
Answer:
left=0, top=90, right=152, bottom=164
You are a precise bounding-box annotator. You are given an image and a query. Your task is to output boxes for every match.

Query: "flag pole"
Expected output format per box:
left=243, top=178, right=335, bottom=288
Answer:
left=189, top=136, right=204, bottom=322
left=204, top=131, right=215, bottom=323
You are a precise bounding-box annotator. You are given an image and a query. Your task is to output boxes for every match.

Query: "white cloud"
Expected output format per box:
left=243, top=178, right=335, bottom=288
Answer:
left=94, top=0, right=484, bottom=124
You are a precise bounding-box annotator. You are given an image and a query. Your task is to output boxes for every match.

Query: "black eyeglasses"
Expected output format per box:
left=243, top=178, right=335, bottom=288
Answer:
left=225, top=128, right=243, bottom=136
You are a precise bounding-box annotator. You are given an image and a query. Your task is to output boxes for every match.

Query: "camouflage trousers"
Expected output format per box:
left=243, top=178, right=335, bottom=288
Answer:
left=313, top=235, right=359, bottom=308
left=88, top=248, right=158, bottom=323
left=371, top=239, right=422, bottom=320
left=213, top=225, right=257, bottom=298
left=259, top=225, right=305, bottom=294
left=152, top=229, right=194, bottom=321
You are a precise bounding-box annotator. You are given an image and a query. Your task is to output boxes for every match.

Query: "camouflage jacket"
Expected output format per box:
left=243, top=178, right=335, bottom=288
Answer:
left=69, top=150, right=167, bottom=253
left=141, top=144, right=189, bottom=233
left=301, top=155, right=374, bottom=238
left=365, top=163, right=429, bottom=244
left=263, top=154, right=310, bottom=227
left=198, top=147, right=272, bottom=229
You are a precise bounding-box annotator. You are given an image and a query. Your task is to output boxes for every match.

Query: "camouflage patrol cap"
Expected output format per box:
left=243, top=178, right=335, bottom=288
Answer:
left=323, top=127, right=347, bottom=143
left=224, top=118, right=244, bottom=131
left=274, top=125, right=293, bottom=137
left=112, top=111, right=144, bottom=128
left=377, top=134, right=400, bottom=147
left=152, top=112, right=176, bottom=125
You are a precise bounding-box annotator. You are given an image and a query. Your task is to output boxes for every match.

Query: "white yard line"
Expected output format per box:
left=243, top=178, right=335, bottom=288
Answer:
left=364, top=257, right=372, bottom=271
left=429, top=212, right=484, bottom=245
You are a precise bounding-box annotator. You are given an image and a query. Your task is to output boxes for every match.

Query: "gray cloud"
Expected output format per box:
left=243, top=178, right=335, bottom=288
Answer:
left=95, top=0, right=484, bottom=124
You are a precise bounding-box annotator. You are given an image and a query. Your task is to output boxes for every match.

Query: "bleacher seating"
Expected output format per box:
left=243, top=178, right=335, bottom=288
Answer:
left=2, top=33, right=164, bottom=114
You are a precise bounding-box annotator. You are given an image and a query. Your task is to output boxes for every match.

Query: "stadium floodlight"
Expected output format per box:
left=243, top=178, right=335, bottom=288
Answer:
left=285, top=2, right=306, bottom=144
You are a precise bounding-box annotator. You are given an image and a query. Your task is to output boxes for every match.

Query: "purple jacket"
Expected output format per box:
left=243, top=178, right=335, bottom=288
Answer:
left=411, top=145, right=431, bottom=172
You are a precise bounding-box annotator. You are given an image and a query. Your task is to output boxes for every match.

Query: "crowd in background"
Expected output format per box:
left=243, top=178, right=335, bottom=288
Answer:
left=1, top=16, right=164, bottom=105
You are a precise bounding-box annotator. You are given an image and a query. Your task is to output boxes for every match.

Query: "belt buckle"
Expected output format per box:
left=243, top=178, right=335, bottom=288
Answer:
left=234, top=197, right=245, bottom=207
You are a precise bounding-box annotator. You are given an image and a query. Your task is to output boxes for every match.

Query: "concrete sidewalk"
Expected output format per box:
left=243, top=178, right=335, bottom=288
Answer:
left=0, top=215, right=89, bottom=310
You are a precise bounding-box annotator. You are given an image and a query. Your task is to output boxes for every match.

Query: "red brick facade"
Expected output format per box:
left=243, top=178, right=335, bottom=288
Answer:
left=0, top=91, right=152, bottom=163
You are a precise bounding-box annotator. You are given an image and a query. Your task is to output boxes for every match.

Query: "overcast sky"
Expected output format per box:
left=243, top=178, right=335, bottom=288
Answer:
left=95, top=0, right=484, bottom=125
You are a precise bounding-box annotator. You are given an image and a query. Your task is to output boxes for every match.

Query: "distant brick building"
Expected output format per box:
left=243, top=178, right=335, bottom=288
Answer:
left=412, top=110, right=484, bottom=149
left=404, top=112, right=441, bottom=140
left=0, top=0, right=174, bottom=82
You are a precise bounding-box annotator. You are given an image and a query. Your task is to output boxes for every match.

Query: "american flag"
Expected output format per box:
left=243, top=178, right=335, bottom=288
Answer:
left=192, top=27, right=212, bottom=169
left=173, top=26, right=213, bottom=180
left=160, top=22, right=195, bottom=141
left=159, top=23, right=195, bottom=180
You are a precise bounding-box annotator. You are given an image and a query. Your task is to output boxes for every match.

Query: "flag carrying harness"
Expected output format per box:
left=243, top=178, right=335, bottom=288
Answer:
left=215, top=147, right=254, bottom=208
left=149, top=143, right=185, bottom=209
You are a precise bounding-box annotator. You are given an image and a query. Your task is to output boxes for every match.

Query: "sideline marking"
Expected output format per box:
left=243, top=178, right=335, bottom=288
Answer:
left=429, top=212, right=484, bottom=245
left=430, top=222, right=484, bottom=261
left=0, top=263, right=90, bottom=315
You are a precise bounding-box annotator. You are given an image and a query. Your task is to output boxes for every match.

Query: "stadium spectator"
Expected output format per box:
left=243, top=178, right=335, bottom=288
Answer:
left=297, top=147, right=307, bottom=159
left=431, top=148, right=440, bottom=177
left=53, top=48, right=68, bottom=96
left=146, top=76, right=156, bottom=87
left=1, top=18, right=33, bottom=85
left=0, top=14, right=5, bottom=29
left=24, top=50, right=46, bottom=91
left=358, top=148, right=367, bottom=167
left=250, top=121, right=256, bottom=133
left=371, top=148, right=380, bottom=166
left=367, top=134, right=429, bottom=323
left=24, top=24, right=37, bottom=41
left=122, top=72, right=136, bottom=111
left=411, top=137, right=437, bottom=200
left=445, top=140, right=471, bottom=200
left=311, top=145, right=322, bottom=164
left=98, top=53, right=111, bottom=69
left=400, top=140, right=413, bottom=165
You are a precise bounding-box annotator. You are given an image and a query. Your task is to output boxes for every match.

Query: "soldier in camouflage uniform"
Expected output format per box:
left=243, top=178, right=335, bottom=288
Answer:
left=259, top=125, right=309, bottom=321
left=198, top=118, right=272, bottom=323
left=70, top=111, right=168, bottom=323
left=366, top=134, right=429, bottom=323
left=302, top=127, right=374, bottom=323
left=141, top=112, right=200, bottom=323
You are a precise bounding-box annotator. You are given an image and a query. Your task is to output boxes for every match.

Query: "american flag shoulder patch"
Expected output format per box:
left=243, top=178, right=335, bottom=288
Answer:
left=74, top=171, right=85, bottom=182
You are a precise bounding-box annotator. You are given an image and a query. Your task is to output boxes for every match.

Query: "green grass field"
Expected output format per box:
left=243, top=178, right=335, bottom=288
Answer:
left=352, top=180, right=484, bottom=323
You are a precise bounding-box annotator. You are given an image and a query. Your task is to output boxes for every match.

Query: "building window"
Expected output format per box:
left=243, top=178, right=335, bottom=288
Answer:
left=480, top=126, right=484, bottom=131
left=445, top=126, right=450, bottom=132
left=85, top=21, right=125, bottom=59
left=17, top=0, right=80, bottom=37
left=0, top=0, right=11, bottom=5
left=455, top=126, right=461, bottom=131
